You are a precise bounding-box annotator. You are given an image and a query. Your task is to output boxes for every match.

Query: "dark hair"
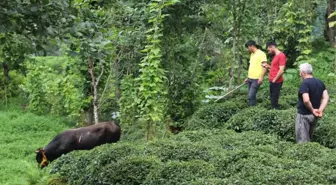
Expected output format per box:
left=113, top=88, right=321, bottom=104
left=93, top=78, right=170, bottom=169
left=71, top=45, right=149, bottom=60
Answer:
left=245, top=40, right=261, bottom=49
left=266, top=41, right=277, bottom=48
left=245, top=40, right=257, bottom=48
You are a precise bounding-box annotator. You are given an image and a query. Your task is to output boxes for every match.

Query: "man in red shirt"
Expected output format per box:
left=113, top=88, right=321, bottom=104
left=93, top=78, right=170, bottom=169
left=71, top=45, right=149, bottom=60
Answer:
left=263, top=41, right=286, bottom=109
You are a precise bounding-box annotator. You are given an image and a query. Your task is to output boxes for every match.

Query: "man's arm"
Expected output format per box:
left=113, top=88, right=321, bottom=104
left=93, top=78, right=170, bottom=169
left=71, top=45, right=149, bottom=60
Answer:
left=258, top=52, right=268, bottom=84
left=258, top=61, right=268, bottom=84
left=302, top=93, right=315, bottom=113
left=272, top=65, right=285, bottom=83
left=319, top=90, right=329, bottom=112
left=302, top=93, right=320, bottom=117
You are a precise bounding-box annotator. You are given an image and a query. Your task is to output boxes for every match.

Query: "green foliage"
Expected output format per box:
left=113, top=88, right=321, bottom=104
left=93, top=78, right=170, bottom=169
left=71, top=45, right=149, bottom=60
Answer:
left=313, top=104, right=336, bottom=148
left=51, top=129, right=336, bottom=185
left=2, top=0, right=336, bottom=185
left=99, top=155, right=161, bottom=185
left=273, top=0, right=324, bottom=65
left=309, top=45, right=336, bottom=85
left=119, top=75, right=140, bottom=125
left=145, top=160, right=216, bottom=185
left=328, top=10, right=336, bottom=28
left=0, top=101, right=70, bottom=185
left=184, top=101, right=247, bottom=130
left=226, top=108, right=296, bottom=141
left=22, top=56, right=90, bottom=119
left=137, top=0, right=177, bottom=126
left=0, top=69, right=25, bottom=98
left=119, top=0, right=180, bottom=139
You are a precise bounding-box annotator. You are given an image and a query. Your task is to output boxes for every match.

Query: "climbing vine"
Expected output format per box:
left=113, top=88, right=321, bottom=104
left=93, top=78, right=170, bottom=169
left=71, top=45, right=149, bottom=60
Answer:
left=137, top=0, right=179, bottom=140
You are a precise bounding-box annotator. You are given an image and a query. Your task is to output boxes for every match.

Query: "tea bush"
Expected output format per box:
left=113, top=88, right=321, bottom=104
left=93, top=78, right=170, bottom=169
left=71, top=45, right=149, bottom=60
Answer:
left=51, top=129, right=336, bottom=185
left=184, top=101, right=247, bottom=130
left=226, top=108, right=296, bottom=141
left=144, top=160, right=217, bottom=185
left=313, top=103, right=336, bottom=148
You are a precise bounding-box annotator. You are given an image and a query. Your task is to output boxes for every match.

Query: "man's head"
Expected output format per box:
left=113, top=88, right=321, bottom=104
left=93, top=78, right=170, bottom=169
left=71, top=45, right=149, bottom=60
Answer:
left=35, top=148, right=49, bottom=168
left=299, top=63, right=313, bottom=79
left=245, top=40, right=259, bottom=53
left=266, top=41, right=277, bottom=55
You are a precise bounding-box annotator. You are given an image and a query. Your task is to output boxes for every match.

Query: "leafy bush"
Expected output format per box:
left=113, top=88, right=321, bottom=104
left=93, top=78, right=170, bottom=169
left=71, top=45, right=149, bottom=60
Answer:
left=226, top=104, right=336, bottom=148
left=278, top=94, right=297, bottom=109
left=226, top=108, right=296, bottom=141
left=98, top=155, right=161, bottom=185
left=144, top=160, right=216, bottom=185
left=22, top=56, right=90, bottom=119
left=184, top=101, right=247, bottom=130
left=144, top=140, right=218, bottom=162
left=0, top=70, right=25, bottom=98
left=313, top=104, right=336, bottom=148
left=51, top=129, right=336, bottom=185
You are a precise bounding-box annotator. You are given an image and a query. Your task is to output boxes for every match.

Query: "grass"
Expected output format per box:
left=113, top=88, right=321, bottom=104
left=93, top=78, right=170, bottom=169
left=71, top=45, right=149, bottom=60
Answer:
left=0, top=99, right=71, bottom=185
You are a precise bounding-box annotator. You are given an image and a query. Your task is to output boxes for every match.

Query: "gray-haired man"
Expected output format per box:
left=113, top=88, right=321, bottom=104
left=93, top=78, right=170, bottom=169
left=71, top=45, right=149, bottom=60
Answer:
left=296, top=63, right=329, bottom=143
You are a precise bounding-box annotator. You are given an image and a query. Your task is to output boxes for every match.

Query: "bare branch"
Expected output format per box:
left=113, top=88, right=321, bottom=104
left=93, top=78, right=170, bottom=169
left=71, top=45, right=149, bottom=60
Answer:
left=98, top=58, right=114, bottom=109
left=96, top=60, right=105, bottom=87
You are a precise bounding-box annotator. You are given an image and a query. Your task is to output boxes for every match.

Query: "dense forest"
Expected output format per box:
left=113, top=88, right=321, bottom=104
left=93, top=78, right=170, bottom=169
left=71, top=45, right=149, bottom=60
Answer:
left=1, top=0, right=336, bottom=184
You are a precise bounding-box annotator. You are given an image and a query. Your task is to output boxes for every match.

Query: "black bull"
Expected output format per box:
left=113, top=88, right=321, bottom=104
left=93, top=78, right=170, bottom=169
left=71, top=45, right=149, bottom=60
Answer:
left=35, top=121, right=121, bottom=168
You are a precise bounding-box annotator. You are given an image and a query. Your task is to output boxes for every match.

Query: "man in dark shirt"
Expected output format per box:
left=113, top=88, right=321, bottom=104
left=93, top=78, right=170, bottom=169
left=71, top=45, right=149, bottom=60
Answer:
left=296, top=63, right=329, bottom=143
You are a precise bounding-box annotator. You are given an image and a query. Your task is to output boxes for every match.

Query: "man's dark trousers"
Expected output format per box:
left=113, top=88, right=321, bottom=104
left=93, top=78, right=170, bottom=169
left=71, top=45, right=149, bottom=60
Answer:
left=270, top=82, right=283, bottom=109
left=247, top=78, right=260, bottom=106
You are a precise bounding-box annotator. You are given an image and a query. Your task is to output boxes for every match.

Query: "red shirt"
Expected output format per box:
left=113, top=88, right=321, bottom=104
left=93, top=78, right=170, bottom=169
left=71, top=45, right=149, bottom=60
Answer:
left=269, top=52, right=286, bottom=83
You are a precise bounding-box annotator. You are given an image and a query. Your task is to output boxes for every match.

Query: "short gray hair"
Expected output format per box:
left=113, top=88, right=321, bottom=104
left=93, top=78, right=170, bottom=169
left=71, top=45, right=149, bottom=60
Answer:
left=299, top=63, right=313, bottom=74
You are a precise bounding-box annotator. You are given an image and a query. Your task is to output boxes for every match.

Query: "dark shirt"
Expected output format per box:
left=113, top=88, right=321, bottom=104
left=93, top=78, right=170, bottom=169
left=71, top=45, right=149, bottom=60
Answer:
left=297, top=78, right=326, bottom=115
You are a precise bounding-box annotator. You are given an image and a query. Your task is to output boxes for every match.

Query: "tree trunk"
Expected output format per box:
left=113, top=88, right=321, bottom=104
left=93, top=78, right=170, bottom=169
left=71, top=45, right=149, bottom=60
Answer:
left=229, top=25, right=238, bottom=89
left=114, top=58, right=121, bottom=103
left=88, top=56, right=99, bottom=124
left=84, top=107, right=94, bottom=125
left=3, top=62, right=9, bottom=84
left=326, top=0, right=336, bottom=47
left=229, top=1, right=239, bottom=89
left=3, top=62, right=9, bottom=107
left=237, top=54, right=243, bottom=83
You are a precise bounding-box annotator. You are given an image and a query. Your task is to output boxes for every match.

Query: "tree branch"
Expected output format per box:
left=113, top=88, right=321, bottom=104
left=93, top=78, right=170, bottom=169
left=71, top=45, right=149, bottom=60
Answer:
left=96, top=60, right=105, bottom=87
left=98, top=58, right=114, bottom=109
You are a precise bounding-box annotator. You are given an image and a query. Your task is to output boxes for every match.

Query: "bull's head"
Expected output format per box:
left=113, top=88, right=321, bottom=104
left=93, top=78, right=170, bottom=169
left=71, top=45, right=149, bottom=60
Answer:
left=35, top=148, right=49, bottom=168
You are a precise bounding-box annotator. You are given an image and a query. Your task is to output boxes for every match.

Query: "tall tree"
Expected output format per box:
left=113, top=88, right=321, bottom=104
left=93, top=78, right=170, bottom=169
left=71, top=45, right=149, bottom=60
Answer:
left=326, top=0, right=336, bottom=47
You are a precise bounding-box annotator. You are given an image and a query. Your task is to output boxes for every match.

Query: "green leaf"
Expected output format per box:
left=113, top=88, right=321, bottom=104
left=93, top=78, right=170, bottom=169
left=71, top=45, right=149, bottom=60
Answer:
left=329, top=21, right=336, bottom=28
left=30, top=6, right=38, bottom=12
left=328, top=11, right=336, bottom=19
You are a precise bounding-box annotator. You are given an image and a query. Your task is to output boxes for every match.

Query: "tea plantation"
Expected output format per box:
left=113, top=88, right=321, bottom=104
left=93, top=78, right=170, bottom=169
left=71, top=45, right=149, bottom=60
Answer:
left=1, top=86, right=335, bottom=185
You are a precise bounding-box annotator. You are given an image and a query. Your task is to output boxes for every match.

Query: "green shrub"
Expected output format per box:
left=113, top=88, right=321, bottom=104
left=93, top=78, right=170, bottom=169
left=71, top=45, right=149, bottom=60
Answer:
left=188, top=178, right=229, bottom=185
left=215, top=146, right=335, bottom=184
left=144, top=160, right=216, bottom=185
left=97, top=155, right=161, bottom=185
left=314, top=115, right=336, bottom=148
left=0, top=70, right=25, bottom=98
left=173, top=129, right=283, bottom=154
left=145, top=140, right=218, bottom=162
left=51, top=143, right=145, bottom=184
left=226, top=108, right=296, bottom=141
left=280, top=85, right=298, bottom=96
left=184, top=101, right=247, bottom=130
left=51, top=128, right=336, bottom=185
left=278, top=94, right=297, bottom=109
left=120, top=122, right=171, bottom=142
left=22, top=56, right=90, bottom=118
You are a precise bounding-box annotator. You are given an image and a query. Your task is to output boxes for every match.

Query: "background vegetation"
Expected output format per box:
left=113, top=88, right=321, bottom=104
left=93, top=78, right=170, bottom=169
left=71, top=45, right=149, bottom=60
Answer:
left=1, top=0, right=336, bottom=184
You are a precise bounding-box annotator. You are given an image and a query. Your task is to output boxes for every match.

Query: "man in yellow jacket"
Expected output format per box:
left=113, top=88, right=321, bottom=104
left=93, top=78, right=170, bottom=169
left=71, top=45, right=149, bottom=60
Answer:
left=244, top=40, right=267, bottom=106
